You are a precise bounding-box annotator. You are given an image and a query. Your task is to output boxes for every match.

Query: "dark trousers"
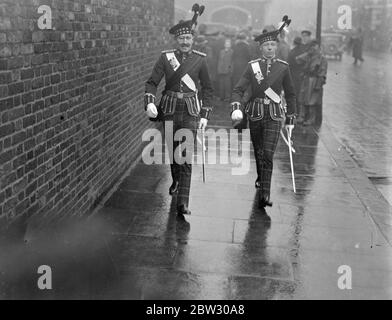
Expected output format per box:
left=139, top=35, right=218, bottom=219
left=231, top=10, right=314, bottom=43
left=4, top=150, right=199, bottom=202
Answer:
left=249, top=116, right=281, bottom=199
left=304, top=105, right=318, bottom=124
left=218, top=73, right=232, bottom=101
left=164, top=100, right=197, bottom=208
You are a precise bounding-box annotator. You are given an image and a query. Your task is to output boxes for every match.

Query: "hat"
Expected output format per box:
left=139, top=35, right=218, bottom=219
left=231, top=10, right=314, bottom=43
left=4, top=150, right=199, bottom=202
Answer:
left=254, top=30, right=279, bottom=44
left=195, top=35, right=208, bottom=44
left=237, top=32, right=247, bottom=40
left=301, top=30, right=312, bottom=36
left=293, top=36, right=302, bottom=45
left=169, top=20, right=194, bottom=37
left=205, top=31, right=219, bottom=37
left=169, top=3, right=205, bottom=37
left=255, top=15, right=291, bottom=44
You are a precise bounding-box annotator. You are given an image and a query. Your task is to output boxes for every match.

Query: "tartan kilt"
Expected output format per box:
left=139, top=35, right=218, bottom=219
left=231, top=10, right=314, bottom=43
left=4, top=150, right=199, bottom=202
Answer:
left=249, top=110, right=282, bottom=198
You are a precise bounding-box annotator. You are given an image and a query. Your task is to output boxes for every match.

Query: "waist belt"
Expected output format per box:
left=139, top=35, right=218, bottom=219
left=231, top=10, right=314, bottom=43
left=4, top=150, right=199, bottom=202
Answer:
left=165, top=91, right=196, bottom=99
left=254, top=97, right=274, bottom=105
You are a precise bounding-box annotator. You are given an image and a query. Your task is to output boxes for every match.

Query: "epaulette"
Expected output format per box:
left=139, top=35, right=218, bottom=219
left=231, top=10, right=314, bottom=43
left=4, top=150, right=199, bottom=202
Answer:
left=248, top=58, right=261, bottom=64
left=276, top=59, right=289, bottom=65
left=161, top=49, right=175, bottom=54
left=192, top=49, right=206, bottom=57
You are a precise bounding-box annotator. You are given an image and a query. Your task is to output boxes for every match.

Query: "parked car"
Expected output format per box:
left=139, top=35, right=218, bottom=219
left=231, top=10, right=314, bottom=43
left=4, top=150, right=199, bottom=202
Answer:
left=321, top=33, right=346, bottom=60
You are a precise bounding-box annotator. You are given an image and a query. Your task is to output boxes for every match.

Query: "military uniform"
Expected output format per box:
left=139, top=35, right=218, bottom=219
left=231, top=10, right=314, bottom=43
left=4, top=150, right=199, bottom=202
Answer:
left=231, top=54, right=296, bottom=206
left=145, top=45, right=213, bottom=213
left=145, top=48, right=213, bottom=119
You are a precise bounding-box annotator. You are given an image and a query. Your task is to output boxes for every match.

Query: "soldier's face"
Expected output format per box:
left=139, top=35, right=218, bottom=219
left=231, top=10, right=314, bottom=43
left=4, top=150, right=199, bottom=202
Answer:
left=260, top=41, right=277, bottom=58
left=177, top=34, right=193, bottom=53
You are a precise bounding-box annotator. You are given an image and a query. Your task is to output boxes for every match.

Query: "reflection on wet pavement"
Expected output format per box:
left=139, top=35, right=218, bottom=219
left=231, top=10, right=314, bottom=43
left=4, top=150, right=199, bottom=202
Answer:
left=1, top=53, right=392, bottom=299
left=325, top=52, right=392, bottom=207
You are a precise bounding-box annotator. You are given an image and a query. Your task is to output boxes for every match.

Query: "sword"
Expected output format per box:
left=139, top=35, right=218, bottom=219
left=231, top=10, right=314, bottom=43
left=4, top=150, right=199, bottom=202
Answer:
left=280, top=130, right=296, bottom=153
left=201, top=128, right=206, bottom=183
left=195, top=92, right=206, bottom=183
left=196, top=129, right=206, bottom=183
left=286, top=125, right=296, bottom=193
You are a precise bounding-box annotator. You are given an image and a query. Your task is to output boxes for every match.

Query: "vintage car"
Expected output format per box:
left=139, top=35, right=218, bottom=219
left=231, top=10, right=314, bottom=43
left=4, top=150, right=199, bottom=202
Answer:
left=321, top=33, right=346, bottom=60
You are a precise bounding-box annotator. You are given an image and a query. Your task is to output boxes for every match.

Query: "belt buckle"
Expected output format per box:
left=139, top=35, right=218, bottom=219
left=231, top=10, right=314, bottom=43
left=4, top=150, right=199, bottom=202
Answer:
left=263, top=97, right=271, bottom=105
left=177, top=92, right=184, bottom=99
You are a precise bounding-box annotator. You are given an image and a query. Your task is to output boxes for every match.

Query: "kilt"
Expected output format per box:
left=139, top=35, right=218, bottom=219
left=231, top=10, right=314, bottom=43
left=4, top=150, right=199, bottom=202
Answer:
left=163, top=99, right=198, bottom=208
left=249, top=108, right=282, bottom=198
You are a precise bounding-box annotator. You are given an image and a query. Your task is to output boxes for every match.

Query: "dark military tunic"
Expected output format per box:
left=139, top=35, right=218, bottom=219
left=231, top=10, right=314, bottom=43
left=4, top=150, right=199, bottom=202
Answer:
left=145, top=49, right=213, bottom=120
left=144, top=48, right=214, bottom=209
left=232, top=57, right=296, bottom=119
left=231, top=57, right=296, bottom=199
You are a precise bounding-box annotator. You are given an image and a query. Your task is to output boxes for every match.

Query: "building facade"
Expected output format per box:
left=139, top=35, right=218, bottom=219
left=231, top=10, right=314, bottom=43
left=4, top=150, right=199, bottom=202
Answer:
left=0, top=0, right=174, bottom=218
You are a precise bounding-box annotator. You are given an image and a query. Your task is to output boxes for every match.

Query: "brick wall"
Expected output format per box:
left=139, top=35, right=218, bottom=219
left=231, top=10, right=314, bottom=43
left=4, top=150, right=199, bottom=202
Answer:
left=0, top=0, right=174, bottom=218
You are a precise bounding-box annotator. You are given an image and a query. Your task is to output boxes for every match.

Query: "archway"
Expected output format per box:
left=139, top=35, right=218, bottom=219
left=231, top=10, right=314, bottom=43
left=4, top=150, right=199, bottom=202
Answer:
left=174, top=6, right=189, bottom=23
left=209, top=5, right=252, bottom=28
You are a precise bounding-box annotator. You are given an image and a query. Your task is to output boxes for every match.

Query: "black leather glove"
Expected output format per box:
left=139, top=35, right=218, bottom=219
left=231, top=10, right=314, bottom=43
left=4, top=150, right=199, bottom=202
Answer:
left=285, top=115, right=296, bottom=126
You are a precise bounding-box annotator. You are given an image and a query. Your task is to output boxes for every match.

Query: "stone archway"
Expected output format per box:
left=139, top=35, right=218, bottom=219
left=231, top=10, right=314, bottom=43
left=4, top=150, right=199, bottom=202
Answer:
left=208, top=5, right=252, bottom=27
left=174, top=6, right=190, bottom=23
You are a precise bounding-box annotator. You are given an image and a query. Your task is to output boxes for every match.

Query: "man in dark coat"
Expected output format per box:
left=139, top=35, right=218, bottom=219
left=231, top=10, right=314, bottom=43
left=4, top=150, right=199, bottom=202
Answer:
left=194, top=35, right=215, bottom=87
left=217, top=38, right=234, bottom=101
left=349, top=28, right=364, bottom=65
left=232, top=32, right=251, bottom=129
left=209, top=32, right=225, bottom=95
left=232, top=33, right=251, bottom=88
left=296, top=40, right=328, bottom=126
left=276, top=31, right=290, bottom=62
left=288, top=36, right=306, bottom=123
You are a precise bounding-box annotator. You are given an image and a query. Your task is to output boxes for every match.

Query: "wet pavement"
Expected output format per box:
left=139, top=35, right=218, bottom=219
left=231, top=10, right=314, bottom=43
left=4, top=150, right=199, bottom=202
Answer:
left=1, top=52, right=392, bottom=299
left=324, top=52, right=392, bottom=206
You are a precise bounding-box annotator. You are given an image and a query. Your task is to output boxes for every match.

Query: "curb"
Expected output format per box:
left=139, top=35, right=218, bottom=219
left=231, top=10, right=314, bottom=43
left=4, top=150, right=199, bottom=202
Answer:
left=316, top=119, right=392, bottom=246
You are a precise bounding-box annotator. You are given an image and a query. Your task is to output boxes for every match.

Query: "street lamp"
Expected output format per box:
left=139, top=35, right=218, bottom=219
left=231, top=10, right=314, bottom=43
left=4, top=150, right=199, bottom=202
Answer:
left=316, top=0, right=323, bottom=43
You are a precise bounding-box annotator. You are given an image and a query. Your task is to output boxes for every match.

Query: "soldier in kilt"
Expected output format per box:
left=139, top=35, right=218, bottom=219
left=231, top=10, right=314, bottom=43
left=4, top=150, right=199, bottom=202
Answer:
left=144, top=5, right=213, bottom=216
left=230, top=19, right=297, bottom=209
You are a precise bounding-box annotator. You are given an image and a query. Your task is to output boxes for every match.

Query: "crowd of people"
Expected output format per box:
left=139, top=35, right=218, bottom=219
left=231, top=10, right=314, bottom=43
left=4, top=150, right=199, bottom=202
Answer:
left=193, top=27, right=328, bottom=126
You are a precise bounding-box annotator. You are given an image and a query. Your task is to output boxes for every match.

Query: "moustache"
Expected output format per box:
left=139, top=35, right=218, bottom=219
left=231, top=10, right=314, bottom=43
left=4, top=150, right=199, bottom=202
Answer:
left=181, top=44, right=191, bottom=47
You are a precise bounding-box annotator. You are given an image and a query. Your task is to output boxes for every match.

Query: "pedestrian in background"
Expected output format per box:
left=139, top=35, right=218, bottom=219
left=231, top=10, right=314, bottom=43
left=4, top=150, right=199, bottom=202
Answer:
left=217, top=38, right=233, bottom=102
left=349, top=28, right=364, bottom=65
left=232, top=33, right=251, bottom=88
left=194, top=34, right=210, bottom=54
left=276, top=30, right=290, bottom=62
left=288, top=36, right=306, bottom=124
left=296, top=39, right=328, bottom=126
left=301, top=30, right=312, bottom=50
left=249, top=30, right=260, bottom=59
left=209, top=31, right=225, bottom=96
left=232, top=32, right=251, bottom=129
left=194, top=35, right=216, bottom=91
